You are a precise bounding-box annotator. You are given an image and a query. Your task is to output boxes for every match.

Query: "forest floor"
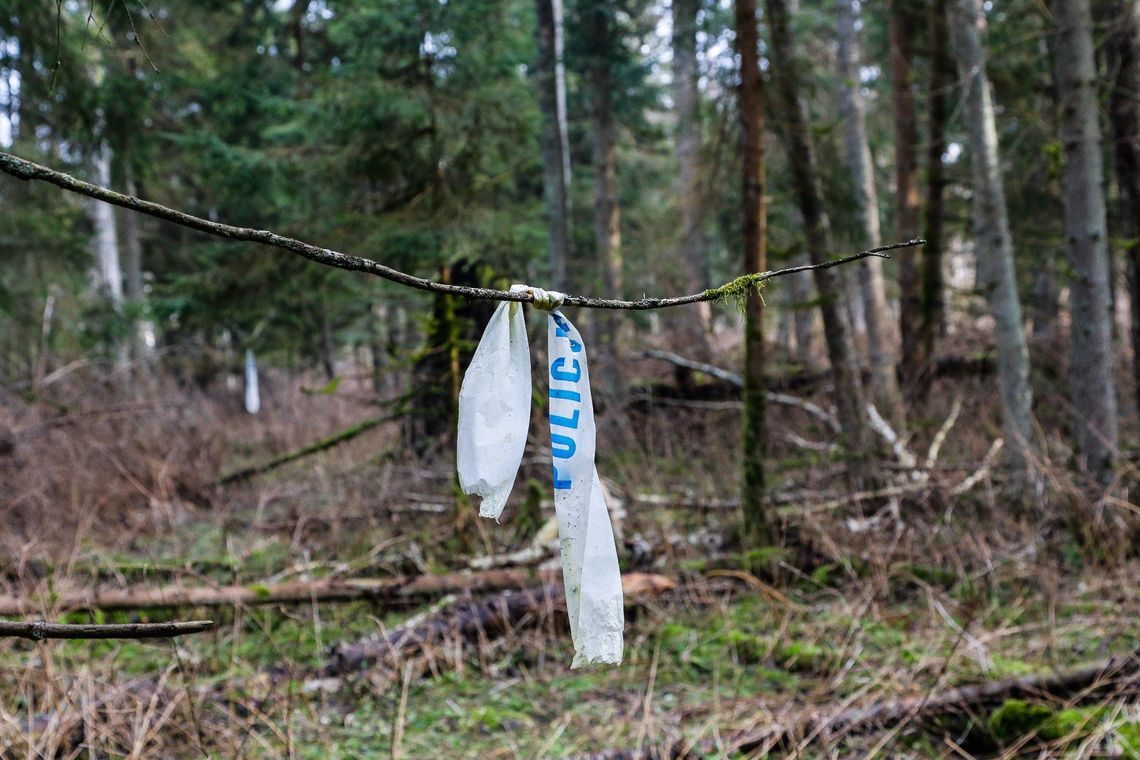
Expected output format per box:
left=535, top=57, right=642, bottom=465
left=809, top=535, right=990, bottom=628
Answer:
left=2, top=342, right=1139, bottom=758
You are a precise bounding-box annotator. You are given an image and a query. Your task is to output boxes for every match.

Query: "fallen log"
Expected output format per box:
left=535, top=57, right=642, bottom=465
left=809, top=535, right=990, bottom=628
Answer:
left=216, top=412, right=398, bottom=485
left=324, top=572, right=676, bottom=675
left=0, top=619, right=214, bottom=640
left=0, top=568, right=665, bottom=616
left=580, top=649, right=1140, bottom=759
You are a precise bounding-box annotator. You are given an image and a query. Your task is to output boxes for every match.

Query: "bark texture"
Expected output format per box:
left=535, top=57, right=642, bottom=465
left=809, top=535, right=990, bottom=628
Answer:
left=1052, top=0, right=1118, bottom=483
left=949, top=0, right=1034, bottom=477
left=534, top=0, right=571, bottom=290
left=735, top=0, right=772, bottom=549
left=889, top=0, right=925, bottom=387
left=923, top=0, right=952, bottom=350
left=1106, top=0, right=1140, bottom=427
left=93, top=147, right=123, bottom=305
left=836, top=0, right=905, bottom=429
left=765, top=0, right=876, bottom=490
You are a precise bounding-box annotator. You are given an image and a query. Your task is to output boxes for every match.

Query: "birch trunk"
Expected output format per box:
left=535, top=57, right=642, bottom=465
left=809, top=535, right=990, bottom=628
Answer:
left=122, top=168, right=154, bottom=362
left=736, top=0, right=772, bottom=550
left=93, top=147, right=123, bottom=305
left=534, top=0, right=571, bottom=291
left=1052, top=0, right=1118, bottom=483
left=766, top=0, right=876, bottom=490
left=948, top=0, right=1034, bottom=478
left=836, top=0, right=905, bottom=429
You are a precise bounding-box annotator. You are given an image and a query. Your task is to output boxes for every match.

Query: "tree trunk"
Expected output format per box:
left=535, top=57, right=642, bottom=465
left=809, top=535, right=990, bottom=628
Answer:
left=835, top=0, right=905, bottom=430
left=889, top=0, right=925, bottom=388
left=1052, top=0, right=1118, bottom=484
left=765, top=0, right=877, bottom=490
left=92, top=145, right=128, bottom=368
left=122, top=167, right=151, bottom=363
left=735, top=0, right=772, bottom=551
left=671, top=0, right=713, bottom=344
left=788, top=253, right=819, bottom=364
left=589, top=2, right=624, bottom=402
left=948, top=0, right=1034, bottom=480
left=923, top=0, right=952, bottom=350
left=534, top=0, right=571, bottom=291
left=93, top=147, right=123, bottom=306
left=1105, top=0, right=1140, bottom=427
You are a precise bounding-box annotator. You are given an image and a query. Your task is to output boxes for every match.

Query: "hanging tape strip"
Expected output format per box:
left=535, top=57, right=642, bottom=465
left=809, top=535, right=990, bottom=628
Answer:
left=457, top=285, right=623, bottom=667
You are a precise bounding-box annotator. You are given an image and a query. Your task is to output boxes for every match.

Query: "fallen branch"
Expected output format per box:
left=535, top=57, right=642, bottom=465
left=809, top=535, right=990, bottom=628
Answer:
left=217, top=413, right=398, bottom=485
left=582, top=649, right=1140, bottom=758
left=637, top=350, right=840, bottom=432
left=0, top=620, right=214, bottom=640
left=0, top=567, right=640, bottom=616
left=723, top=649, right=1140, bottom=756
left=324, top=572, right=676, bottom=675
left=0, top=151, right=918, bottom=310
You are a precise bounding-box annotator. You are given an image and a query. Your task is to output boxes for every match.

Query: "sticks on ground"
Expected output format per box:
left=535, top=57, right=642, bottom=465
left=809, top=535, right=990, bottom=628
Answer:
left=324, top=572, right=676, bottom=675
left=0, top=568, right=670, bottom=617
left=0, top=620, right=214, bottom=640
left=582, top=649, right=1140, bottom=758
left=217, top=413, right=398, bottom=485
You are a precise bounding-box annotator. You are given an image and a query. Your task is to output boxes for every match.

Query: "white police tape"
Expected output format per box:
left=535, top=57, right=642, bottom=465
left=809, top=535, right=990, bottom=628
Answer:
left=457, top=285, right=624, bottom=667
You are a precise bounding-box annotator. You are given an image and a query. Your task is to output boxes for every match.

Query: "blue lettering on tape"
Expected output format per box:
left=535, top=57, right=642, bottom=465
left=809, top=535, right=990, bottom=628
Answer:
left=552, top=465, right=572, bottom=489
left=551, top=433, right=576, bottom=459
left=550, top=408, right=580, bottom=430
left=551, top=357, right=582, bottom=383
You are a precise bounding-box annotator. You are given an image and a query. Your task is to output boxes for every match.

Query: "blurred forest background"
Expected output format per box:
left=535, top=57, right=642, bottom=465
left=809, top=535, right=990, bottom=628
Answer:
left=1, top=0, right=1140, bottom=757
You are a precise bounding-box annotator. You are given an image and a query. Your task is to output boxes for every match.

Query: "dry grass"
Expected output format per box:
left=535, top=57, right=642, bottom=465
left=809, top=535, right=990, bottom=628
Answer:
left=1, top=330, right=1139, bottom=758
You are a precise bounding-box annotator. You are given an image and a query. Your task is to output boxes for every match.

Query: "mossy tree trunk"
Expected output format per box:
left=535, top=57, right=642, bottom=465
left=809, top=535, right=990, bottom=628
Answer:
left=735, top=0, right=772, bottom=551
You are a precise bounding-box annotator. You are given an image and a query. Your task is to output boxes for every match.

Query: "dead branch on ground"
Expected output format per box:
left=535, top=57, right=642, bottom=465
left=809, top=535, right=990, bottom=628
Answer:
left=0, top=620, right=214, bottom=640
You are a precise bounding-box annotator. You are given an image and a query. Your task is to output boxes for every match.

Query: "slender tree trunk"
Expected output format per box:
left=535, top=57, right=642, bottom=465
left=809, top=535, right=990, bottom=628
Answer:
left=92, top=144, right=129, bottom=368
left=122, top=167, right=153, bottom=363
left=889, top=0, right=924, bottom=388
left=93, top=147, right=123, bottom=306
left=1105, top=0, right=1140, bottom=426
left=766, top=0, right=876, bottom=490
left=1052, top=0, right=1118, bottom=483
left=923, top=0, right=951, bottom=349
left=589, top=2, right=624, bottom=401
left=672, top=0, right=713, bottom=343
left=836, top=0, right=905, bottom=429
left=1033, top=35, right=1062, bottom=340
left=735, top=0, right=772, bottom=550
left=948, top=0, right=1034, bottom=480
left=534, top=0, right=571, bottom=290
left=788, top=253, right=818, bottom=364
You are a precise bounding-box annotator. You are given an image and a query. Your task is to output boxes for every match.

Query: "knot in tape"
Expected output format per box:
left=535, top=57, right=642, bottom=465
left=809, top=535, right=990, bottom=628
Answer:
left=510, top=283, right=565, bottom=311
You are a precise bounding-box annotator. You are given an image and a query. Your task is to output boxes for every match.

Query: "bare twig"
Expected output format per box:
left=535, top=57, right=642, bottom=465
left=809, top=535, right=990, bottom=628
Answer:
left=0, top=620, right=213, bottom=640
left=0, top=151, right=922, bottom=310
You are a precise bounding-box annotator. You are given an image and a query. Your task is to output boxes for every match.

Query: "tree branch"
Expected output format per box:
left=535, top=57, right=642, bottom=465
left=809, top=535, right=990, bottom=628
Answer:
left=0, top=151, right=923, bottom=310
left=0, top=619, right=214, bottom=640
